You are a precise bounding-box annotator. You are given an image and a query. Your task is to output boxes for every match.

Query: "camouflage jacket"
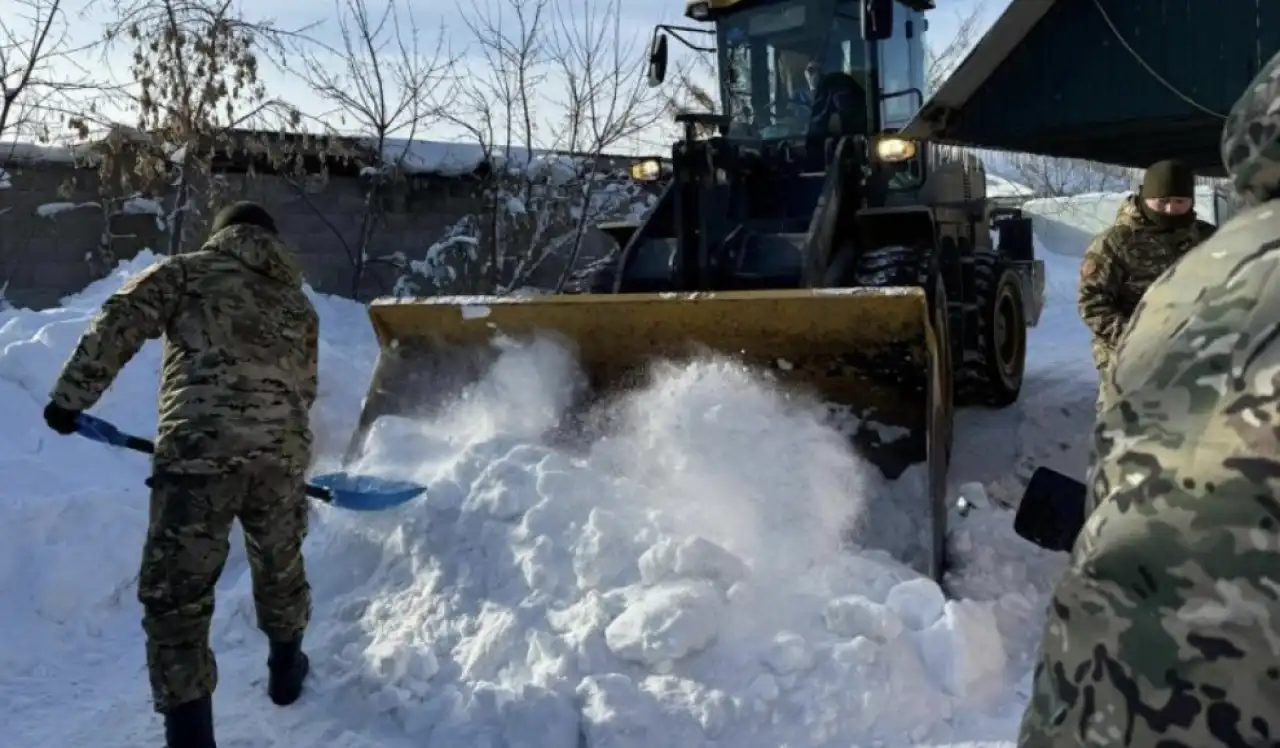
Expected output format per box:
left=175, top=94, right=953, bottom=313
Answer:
left=51, top=224, right=319, bottom=473
left=1020, top=47, right=1280, bottom=748
left=1077, top=196, right=1214, bottom=375
left=1019, top=195, right=1280, bottom=748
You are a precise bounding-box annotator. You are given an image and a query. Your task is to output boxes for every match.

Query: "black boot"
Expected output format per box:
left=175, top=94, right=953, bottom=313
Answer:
left=267, top=636, right=310, bottom=706
left=163, top=694, right=215, bottom=747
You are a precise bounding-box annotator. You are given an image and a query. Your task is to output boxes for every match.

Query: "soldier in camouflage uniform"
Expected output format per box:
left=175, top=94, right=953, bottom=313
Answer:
left=1017, top=52, right=1280, bottom=748
left=42, top=202, right=318, bottom=748
left=1077, top=159, right=1215, bottom=394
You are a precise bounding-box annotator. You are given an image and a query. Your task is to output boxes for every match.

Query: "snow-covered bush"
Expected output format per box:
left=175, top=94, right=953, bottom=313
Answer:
left=392, top=153, right=662, bottom=297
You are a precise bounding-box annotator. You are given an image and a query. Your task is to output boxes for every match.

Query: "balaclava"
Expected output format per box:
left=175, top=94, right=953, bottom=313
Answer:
left=1138, top=159, right=1195, bottom=229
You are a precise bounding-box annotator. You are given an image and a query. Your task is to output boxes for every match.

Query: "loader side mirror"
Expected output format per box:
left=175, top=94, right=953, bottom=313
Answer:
left=861, top=0, right=893, bottom=40
left=648, top=33, right=669, bottom=87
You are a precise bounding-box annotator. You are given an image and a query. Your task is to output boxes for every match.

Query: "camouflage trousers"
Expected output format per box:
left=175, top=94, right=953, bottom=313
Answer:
left=137, top=464, right=312, bottom=713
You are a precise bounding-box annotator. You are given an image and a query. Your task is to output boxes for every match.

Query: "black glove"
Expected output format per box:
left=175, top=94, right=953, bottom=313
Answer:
left=43, top=402, right=80, bottom=435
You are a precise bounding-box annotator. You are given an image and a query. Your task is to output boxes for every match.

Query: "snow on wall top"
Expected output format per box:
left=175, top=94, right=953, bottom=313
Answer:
left=1, top=134, right=659, bottom=179
left=0, top=140, right=98, bottom=165
left=380, top=139, right=534, bottom=176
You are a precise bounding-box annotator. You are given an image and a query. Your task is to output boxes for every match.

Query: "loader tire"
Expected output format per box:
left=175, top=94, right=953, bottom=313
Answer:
left=850, top=245, right=922, bottom=287
left=583, top=255, right=621, bottom=293
left=823, top=244, right=923, bottom=290
left=961, top=253, right=1026, bottom=407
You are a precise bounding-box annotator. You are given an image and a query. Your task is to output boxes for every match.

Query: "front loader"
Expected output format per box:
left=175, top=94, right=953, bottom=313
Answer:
left=345, top=0, right=1046, bottom=583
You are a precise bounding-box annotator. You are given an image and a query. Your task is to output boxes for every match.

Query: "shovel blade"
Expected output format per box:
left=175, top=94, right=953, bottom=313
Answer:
left=1013, top=467, right=1088, bottom=552
left=308, top=472, right=426, bottom=511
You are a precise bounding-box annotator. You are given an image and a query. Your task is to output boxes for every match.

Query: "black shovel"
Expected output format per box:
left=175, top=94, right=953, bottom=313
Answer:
left=1013, top=466, right=1088, bottom=552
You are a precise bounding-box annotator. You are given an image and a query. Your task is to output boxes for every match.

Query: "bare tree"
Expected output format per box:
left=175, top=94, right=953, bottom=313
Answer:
left=923, top=2, right=1137, bottom=199
left=1, top=0, right=109, bottom=150
left=1002, top=152, right=1136, bottom=198
left=291, top=0, right=459, bottom=297
left=542, top=0, right=666, bottom=291
left=925, top=0, right=987, bottom=95
left=97, top=0, right=313, bottom=255
left=426, top=0, right=665, bottom=295
left=1, top=0, right=114, bottom=304
left=437, top=0, right=551, bottom=293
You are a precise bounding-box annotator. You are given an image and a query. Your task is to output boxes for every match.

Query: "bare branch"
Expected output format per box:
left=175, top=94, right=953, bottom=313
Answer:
left=923, top=3, right=1136, bottom=201
left=1002, top=153, right=1135, bottom=198
left=377, top=0, right=659, bottom=297
left=542, top=0, right=665, bottom=291
left=925, top=0, right=986, bottom=95
left=95, top=0, right=316, bottom=253
left=1, top=0, right=114, bottom=151
left=286, top=0, right=461, bottom=297
left=447, top=0, right=551, bottom=162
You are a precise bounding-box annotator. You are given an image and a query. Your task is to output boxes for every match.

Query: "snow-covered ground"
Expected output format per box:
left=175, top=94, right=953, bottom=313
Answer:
left=0, top=193, right=1114, bottom=746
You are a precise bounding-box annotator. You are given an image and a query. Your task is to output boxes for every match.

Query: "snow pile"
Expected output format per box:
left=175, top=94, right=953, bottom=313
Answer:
left=0, top=167, right=10, bottom=189
left=289, top=344, right=1011, bottom=746
left=985, top=173, right=1031, bottom=199
left=1022, top=186, right=1222, bottom=259
left=0, top=249, right=1053, bottom=746
left=0, top=184, right=1135, bottom=744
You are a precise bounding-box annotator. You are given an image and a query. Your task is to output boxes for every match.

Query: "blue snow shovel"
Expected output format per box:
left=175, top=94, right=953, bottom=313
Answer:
left=74, top=413, right=426, bottom=511
left=1013, top=466, right=1088, bottom=552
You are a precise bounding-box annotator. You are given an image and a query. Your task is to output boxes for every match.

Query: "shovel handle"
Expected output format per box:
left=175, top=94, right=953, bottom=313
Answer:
left=305, top=484, right=333, bottom=501
left=76, top=414, right=333, bottom=502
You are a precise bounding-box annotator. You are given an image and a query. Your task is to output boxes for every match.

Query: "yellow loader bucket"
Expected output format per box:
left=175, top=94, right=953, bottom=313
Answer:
left=347, top=288, right=952, bottom=580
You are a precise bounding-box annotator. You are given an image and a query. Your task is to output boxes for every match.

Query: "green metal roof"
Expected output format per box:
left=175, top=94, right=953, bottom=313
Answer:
left=901, top=0, right=1280, bottom=175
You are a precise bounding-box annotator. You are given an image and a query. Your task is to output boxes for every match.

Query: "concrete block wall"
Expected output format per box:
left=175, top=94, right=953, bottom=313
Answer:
left=0, top=163, right=158, bottom=308
left=0, top=159, right=630, bottom=308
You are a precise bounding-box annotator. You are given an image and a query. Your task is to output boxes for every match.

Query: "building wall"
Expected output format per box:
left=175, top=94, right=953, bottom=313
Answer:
left=0, top=158, right=637, bottom=308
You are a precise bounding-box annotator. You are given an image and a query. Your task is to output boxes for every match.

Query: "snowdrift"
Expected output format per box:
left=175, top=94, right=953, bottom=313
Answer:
left=1022, top=186, right=1222, bottom=260
left=0, top=205, right=1117, bottom=745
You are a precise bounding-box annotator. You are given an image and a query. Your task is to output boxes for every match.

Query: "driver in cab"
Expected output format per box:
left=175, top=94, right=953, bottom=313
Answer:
left=792, top=60, right=822, bottom=112
left=793, top=58, right=865, bottom=136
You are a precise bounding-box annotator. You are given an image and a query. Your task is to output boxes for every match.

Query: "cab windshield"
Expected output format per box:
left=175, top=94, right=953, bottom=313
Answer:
left=717, top=0, right=867, bottom=140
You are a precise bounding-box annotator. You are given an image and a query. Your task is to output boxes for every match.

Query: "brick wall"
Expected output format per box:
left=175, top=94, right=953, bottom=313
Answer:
left=0, top=155, right=637, bottom=308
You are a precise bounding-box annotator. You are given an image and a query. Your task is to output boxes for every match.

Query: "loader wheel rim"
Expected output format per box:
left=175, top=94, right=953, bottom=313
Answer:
left=995, top=282, right=1024, bottom=384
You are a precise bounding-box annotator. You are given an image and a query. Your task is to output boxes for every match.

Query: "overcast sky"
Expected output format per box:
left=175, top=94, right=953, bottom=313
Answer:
left=20, top=0, right=1010, bottom=151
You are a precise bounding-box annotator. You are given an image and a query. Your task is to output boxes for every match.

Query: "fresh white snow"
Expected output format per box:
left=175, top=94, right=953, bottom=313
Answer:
left=33, top=196, right=162, bottom=219
left=122, top=196, right=165, bottom=216
left=985, top=173, right=1032, bottom=199
left=0, top=192, right=1122, bottom=746
left=36, top=201, right=99, bottom=217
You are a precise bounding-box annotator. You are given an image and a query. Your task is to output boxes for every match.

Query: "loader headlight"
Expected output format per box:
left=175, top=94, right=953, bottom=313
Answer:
left=686, top=0, right=709, bottom=19
left=875, top=137, right=917, bottom=163
left=629, top=159, right=663, bottom=181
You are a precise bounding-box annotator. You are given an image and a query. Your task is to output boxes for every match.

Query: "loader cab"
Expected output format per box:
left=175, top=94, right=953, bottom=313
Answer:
left=654, top=0, right=929, bottom=190
left=613, top=0, right=938, bottom=295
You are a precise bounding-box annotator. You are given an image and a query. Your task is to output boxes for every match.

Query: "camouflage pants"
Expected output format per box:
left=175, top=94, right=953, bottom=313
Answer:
left=137, top=464, right=312, bottom=713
